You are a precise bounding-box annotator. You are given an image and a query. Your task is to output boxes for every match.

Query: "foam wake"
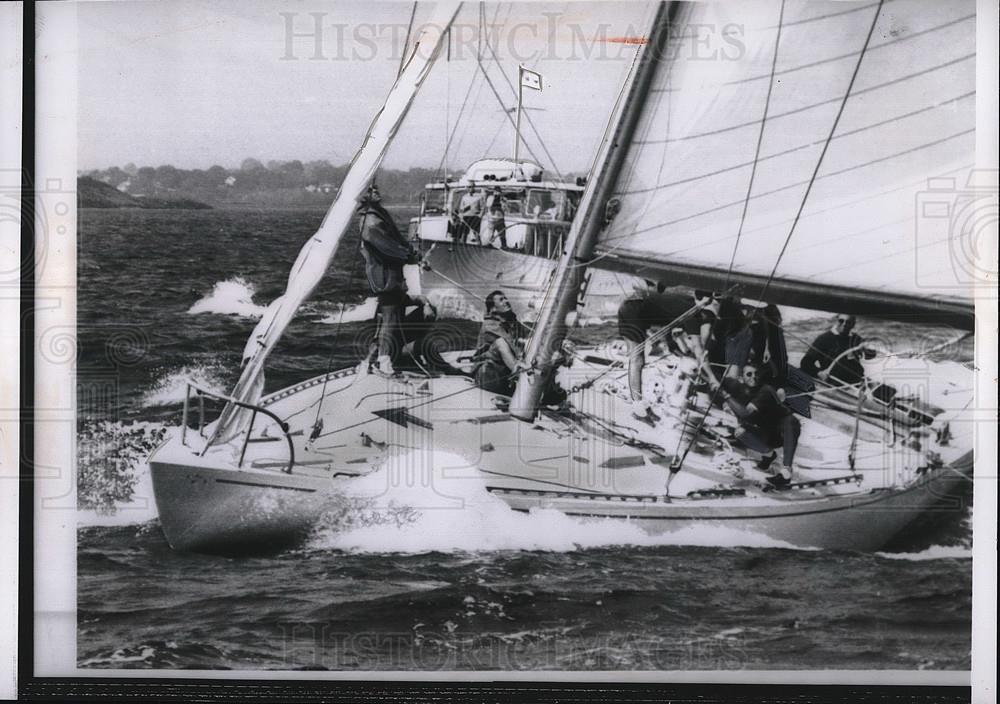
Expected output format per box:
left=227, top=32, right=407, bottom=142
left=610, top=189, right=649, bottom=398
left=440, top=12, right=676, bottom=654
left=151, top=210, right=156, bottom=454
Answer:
left=306, top=450, right=805, bottom=554
left=141, top=364, right=229, bottom=407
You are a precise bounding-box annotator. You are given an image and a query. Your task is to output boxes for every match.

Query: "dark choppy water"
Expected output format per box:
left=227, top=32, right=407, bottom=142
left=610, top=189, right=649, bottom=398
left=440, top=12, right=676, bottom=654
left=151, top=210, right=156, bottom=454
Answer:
left=77, top=207, right=974, bottom=672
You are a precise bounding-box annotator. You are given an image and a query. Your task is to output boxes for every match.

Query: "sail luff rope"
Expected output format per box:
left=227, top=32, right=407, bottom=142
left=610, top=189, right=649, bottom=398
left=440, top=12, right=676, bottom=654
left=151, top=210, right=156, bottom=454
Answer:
left=397, top=2, right=418, bottom=79
left=309, top=2, right=425, bottom=435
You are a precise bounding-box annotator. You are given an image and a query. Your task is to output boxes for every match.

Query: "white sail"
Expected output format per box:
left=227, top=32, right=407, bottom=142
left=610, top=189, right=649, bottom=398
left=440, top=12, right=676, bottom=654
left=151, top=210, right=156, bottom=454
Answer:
left=210, top=2, right=461, bottom=444
left=593, top=0, right=976, bottom=326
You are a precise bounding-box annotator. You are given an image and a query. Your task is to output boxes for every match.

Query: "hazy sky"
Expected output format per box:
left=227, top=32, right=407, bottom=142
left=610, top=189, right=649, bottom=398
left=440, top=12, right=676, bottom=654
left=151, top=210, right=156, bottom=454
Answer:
left=76, top=1, right=656, bottom=173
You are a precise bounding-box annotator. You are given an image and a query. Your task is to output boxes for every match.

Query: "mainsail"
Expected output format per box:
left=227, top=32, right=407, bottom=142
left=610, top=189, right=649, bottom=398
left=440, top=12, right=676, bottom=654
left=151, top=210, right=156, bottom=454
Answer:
left=209, top=2, right=461, bottom=444
left=591, top=0, right=976, bottom=328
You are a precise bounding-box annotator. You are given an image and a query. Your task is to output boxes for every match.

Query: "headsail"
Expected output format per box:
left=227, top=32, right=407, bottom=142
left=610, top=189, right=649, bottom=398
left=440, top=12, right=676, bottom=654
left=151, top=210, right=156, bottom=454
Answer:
left=209, top=2, right=461, bottom=444
left=591, top=0, right=976, bottom=328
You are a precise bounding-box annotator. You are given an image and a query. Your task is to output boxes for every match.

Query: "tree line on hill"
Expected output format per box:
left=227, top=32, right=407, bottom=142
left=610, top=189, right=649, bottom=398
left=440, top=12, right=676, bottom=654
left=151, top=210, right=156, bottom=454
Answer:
left=79, top=160, right=444, bottom=207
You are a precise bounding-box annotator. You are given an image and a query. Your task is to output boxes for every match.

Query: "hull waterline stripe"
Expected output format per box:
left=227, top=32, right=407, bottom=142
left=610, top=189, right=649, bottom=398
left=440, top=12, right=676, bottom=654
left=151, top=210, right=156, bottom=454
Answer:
left=214, top=478, right=317, bottom=493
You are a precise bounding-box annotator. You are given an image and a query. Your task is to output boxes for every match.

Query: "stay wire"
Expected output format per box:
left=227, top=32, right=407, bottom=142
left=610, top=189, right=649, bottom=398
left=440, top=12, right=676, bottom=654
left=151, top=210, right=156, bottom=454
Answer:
left=310, top=209, right=368, bottom=433
left=724, top=0, right=785, bottom=291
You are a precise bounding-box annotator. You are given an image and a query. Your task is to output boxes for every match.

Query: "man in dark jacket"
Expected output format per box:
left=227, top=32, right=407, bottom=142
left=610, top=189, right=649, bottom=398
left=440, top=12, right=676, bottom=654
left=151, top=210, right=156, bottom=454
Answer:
left=358, top=184, right=419, bottom=374
left=712, top=363, right=800, bottom=489
left=800, top=314, right=873, bottom=385
left=474, top=290, right=572, bottom=406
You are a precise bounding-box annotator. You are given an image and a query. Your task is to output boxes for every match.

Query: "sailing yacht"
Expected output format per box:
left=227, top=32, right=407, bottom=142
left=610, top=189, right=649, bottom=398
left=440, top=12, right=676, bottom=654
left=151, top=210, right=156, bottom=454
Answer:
left=149, top=0, right=979, bottom=553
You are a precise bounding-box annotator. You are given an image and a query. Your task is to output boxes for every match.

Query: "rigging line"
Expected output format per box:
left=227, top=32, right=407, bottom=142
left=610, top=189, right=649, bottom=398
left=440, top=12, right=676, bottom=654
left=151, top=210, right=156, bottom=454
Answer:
left=440, top=5, right=495, bottom=171
left=444, top=26, right=451, bottom=172
left=310, top=214, right=367, bottom=431
left=756, top=0, right=885, bottom=306
left=600, top=128, right=974, bottom=245
left=434, top=60, right=484, bottom=178
left=724, top=0, right=785, bottom=291
left=482, top=114, right=510, bottom=155
left=423, top=261, right=486, bottom=301
left=396, top=2, right=418, bottom=79
left=675, top=3, right=887, bottom=468
left=639, top=52, right=975, bottom=145
left=478, top=10, right=564, bottom=178
left=476, top=55, right=546, bottom=166
left=620, top=91, right=975, bottom=198
left=435, top=2, right=497, bottom=176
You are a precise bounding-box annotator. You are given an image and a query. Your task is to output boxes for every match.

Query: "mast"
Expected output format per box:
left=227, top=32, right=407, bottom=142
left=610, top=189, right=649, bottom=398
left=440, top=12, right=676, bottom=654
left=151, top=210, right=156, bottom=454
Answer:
left=510, top=2, right=677, bottom=422
left=514, top=65, right=524, bottom=167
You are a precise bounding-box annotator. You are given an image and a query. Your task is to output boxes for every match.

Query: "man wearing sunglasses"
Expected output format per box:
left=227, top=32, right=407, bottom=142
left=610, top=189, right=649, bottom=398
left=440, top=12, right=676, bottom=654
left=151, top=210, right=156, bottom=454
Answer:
left=800, top=314, right=872, bottom=385
left=711, top=363, right=800, bottom=489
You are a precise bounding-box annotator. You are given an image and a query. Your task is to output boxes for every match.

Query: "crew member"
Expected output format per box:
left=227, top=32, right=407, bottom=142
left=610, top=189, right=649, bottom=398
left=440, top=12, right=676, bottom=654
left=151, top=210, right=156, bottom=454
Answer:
left=457, top=186, right=484, bottom=244
left=617, top=284, right=718, bottom=404
left=483, top=186, right=507, bottom=248
left=711, top=364, right=800, bottom=489
left=800, top=314, right=873, bottom=385
left=473, top=290, right=571, bottom=405
left=358, top=183, right=419, bottom=375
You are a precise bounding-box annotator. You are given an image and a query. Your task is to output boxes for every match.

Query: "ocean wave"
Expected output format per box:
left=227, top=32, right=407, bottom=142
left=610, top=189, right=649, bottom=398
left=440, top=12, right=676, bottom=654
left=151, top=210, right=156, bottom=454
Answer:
left=875, top=545, right=973, bottom=561
left=318, top=297, right=378, bottom=324
left=188, top=277, right=267, bottom=318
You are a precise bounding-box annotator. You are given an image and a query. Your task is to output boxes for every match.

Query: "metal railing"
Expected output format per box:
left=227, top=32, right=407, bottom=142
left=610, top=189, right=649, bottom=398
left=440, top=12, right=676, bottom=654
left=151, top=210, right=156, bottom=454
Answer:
left=181, top=381, right=296, bottom=474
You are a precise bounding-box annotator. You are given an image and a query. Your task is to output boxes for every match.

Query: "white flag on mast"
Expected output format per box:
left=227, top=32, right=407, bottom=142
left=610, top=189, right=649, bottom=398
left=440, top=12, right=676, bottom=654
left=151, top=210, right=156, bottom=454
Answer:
left=519, top=66, right=542, bottom=91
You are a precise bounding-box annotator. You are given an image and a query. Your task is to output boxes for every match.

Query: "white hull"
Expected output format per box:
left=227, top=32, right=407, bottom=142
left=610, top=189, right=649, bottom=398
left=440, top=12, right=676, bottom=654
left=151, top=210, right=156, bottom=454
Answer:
left=150, top=353, right=974, bottom=554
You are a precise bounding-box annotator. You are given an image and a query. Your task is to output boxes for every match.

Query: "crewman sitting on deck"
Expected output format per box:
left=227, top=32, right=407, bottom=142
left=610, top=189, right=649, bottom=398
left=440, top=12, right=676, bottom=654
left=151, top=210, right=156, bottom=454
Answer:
left=710, top=363, right=800, bottom=489
left=473, top=290, right=572, bottom=406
